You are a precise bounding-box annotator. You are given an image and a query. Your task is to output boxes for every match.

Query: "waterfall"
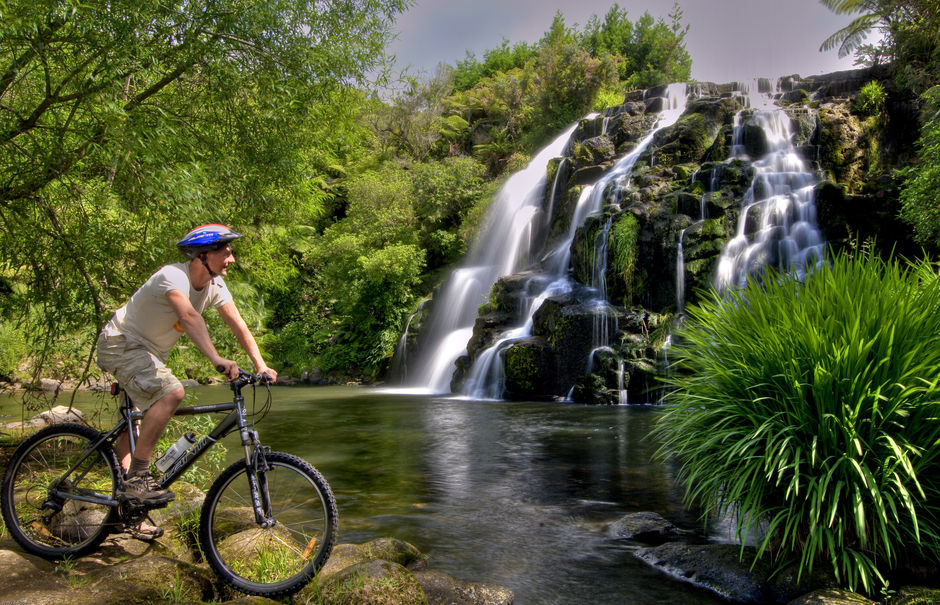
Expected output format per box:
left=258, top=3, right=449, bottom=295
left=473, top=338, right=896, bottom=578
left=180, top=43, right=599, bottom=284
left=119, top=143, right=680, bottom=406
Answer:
left=715, top=82, right=825, bottom=290
left=400, top=122, right=583, bottom=393
left=460, top=83, right=690, bottom=399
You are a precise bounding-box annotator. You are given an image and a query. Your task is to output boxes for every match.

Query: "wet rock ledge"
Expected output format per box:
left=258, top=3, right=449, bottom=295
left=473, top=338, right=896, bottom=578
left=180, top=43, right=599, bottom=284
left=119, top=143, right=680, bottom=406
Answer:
left=609, top=512, right=940, bottom=605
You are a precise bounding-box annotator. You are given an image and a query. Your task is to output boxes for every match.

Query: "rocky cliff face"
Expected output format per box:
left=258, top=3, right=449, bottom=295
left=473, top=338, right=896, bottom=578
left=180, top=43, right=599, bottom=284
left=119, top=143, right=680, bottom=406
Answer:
left=448, top=67, right=918, bottom=403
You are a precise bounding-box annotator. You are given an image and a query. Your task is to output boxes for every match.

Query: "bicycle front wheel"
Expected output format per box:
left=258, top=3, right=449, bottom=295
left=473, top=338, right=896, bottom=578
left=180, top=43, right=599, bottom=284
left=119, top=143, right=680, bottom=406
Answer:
left=1, top=423, right=120, bottom=559
left=199, top=451, right=338, bottom=597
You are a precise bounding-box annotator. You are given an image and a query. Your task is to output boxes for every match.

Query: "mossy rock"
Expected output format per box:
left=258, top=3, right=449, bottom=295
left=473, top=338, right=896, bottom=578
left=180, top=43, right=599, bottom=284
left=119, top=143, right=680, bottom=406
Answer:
left=889, top=586, right=940, bottom=605
left=503, top=338, right=555, bottom=400
left=318, top=559, right=428, bottom=605
left=317, top=538, right=426, bottom=583
left=788, top=589, right=874, bottom=604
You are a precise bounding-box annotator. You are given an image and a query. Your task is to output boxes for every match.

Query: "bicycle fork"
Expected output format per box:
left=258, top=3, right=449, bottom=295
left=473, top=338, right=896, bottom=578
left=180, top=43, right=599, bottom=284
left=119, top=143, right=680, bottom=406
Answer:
left=240, top=428, right=275, bottom=528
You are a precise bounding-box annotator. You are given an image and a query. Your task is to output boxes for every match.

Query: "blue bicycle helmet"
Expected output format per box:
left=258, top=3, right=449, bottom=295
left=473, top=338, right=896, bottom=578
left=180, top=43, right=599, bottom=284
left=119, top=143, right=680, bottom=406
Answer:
left=177, top=224, right=242, bottom=259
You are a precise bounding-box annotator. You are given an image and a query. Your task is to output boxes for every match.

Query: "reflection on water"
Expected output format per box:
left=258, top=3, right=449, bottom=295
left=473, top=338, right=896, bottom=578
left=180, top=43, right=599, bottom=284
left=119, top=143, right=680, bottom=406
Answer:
left=1, top=386, right=724, bottom=604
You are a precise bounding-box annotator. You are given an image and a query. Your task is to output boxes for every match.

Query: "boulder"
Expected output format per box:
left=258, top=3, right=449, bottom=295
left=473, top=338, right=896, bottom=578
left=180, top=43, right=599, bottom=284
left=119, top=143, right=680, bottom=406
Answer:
left=503, top=337, right=556, bottom=400
left=787, top=589, right=873, bottom=605
left=635, top=542, right=830, bottom=603
left=317, top=559, right=428, bottom=605
left=4, top=404, right=84, bottom=430
left=607, top=511, right=684, bottom=545
left=412, top=568, right=514, bottom=605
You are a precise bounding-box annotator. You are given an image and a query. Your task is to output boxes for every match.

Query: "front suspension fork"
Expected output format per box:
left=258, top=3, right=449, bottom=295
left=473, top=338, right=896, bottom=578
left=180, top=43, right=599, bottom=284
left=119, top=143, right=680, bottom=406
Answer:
left=242, top=430, right=274, bottom=528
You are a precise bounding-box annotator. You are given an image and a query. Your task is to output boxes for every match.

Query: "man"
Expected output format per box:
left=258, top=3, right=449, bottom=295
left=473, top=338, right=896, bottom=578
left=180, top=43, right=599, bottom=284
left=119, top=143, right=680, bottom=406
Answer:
left=97, top=224, right=277, bottom=506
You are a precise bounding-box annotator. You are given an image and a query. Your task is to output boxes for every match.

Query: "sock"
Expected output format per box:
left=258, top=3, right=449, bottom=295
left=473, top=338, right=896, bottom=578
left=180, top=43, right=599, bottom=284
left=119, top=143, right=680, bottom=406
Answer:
left=128, top=456, right=150, bottom=477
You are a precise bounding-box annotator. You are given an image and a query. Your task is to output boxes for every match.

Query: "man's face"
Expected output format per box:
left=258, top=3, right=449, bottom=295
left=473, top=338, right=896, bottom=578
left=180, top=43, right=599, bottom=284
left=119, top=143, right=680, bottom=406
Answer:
left=205, top=244, right=235, bottom=276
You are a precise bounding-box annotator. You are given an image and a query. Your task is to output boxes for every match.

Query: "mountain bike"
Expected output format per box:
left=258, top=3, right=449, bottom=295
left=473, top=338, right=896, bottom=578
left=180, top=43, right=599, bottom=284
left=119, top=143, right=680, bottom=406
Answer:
left=0, top=370, right=338, bottom=598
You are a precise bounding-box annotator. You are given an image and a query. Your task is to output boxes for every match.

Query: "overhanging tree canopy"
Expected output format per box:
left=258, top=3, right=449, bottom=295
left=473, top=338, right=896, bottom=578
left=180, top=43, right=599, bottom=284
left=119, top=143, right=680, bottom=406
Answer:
left=0, top=0, right=408, bottom=385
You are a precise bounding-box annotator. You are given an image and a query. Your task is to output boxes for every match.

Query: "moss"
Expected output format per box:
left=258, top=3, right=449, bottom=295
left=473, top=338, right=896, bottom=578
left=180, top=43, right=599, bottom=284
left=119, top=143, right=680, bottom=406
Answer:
left=504, top=341, right=554, bottom=397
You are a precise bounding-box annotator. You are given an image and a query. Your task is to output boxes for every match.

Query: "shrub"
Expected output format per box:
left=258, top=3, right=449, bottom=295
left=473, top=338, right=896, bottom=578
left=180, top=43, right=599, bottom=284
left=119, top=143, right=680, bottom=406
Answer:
left=654, top=252, right=940, bottom=594
left=855, top=80, right=887, bottom=117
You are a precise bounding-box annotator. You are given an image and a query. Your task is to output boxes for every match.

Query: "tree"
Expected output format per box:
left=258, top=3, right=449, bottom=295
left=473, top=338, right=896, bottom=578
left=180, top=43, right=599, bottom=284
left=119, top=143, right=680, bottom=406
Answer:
left=0, top=0, right=408, bottom=387
left=819, top=0, right=939, bottom=94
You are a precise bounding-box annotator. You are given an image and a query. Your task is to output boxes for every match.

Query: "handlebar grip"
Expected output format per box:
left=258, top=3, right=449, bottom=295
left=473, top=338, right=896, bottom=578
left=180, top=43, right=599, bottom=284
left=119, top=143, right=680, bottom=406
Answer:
left=216, top=365, right=226, bottom=373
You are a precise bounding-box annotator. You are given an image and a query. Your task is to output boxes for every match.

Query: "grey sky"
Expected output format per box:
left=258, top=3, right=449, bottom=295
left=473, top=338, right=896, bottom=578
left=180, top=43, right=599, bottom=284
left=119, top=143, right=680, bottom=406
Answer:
left=387, top=0, right=865, bottom=84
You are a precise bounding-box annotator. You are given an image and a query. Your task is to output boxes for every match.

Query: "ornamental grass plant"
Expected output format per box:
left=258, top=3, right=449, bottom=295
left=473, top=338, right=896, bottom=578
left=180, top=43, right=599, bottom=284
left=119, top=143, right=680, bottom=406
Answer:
left=655, top=252, right=940, bottom=593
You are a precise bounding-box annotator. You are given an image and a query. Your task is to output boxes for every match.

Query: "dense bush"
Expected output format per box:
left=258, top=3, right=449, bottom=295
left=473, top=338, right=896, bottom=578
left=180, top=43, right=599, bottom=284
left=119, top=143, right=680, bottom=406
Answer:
left=900, top=86, right=940, bottom=251
left=655, top=253, right=940, bottom=593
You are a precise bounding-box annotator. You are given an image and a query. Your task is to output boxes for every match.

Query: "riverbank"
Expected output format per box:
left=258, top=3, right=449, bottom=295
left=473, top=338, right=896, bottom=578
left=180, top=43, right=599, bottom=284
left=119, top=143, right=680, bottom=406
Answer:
left=3, top=389, right=938, bottom=604
left=0, top=503, right=514, bottom=605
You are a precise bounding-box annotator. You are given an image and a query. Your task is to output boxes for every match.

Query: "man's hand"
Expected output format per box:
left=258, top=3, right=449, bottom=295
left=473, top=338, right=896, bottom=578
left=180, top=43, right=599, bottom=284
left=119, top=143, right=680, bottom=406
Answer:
left=213, top=357, right=239, bottom=381
left=257, top=364, right=278, bottom=383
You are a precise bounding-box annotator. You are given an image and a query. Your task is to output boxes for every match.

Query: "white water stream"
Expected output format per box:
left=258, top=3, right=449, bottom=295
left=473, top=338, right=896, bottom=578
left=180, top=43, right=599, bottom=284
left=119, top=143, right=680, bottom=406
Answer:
left=401, top=84, right=689, bottom=397
left=713, top=81, right=825, bottom=290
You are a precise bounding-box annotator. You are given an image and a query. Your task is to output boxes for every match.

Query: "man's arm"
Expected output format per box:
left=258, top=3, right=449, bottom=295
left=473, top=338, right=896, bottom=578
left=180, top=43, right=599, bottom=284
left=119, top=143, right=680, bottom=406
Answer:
left=166, top=289, right=239, bottom=380
left=217, top=301, right=278, bottom=382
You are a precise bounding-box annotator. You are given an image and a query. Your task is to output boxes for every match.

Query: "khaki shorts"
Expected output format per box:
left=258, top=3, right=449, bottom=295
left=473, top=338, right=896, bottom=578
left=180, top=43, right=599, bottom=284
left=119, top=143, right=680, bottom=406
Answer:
left=96, top=332, right=183, bottom=411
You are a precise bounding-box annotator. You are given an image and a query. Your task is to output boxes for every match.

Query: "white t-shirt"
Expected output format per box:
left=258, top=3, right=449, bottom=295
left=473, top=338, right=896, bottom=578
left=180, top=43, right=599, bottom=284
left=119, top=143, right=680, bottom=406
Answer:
left=102, top=262, right=233, bottom=361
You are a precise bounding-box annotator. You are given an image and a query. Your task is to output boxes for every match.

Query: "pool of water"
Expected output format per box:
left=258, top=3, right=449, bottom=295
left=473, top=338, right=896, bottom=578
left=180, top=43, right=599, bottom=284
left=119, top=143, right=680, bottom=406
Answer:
left=1, top=385, right=725, bottom=604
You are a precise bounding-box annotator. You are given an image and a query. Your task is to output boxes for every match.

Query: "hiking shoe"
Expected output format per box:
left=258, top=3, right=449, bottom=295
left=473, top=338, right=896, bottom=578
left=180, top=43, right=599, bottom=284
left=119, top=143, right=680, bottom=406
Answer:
left=119, top=472, right=175, bottom=505
left=125, top=519, right=164, bottom=542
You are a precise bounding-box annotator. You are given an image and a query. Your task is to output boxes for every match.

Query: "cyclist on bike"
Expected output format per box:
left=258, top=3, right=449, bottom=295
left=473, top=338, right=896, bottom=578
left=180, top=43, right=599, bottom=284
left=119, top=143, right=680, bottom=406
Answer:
left=96, top=224, right=278, bottom=506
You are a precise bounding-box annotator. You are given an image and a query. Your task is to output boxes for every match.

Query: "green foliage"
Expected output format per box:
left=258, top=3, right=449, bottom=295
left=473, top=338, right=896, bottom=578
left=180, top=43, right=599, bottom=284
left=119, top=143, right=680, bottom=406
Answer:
left=154, top=412, right=227, bottom=491
left=582, top=3, right=692, bottom=90
left=267, top=154, right=494, bottom=376
left=611, top=214, right=640, bottom=305
left=453, top=39, right=537, bottom=92
left=0, top=0, right=408, bottom=384
left=855, top=81, right=887, bottom=116
left=655, top=253, right=940, bottom=594
left=899, top=87, right=940, bottom=251
left=0, top=320, right=27, bottom=381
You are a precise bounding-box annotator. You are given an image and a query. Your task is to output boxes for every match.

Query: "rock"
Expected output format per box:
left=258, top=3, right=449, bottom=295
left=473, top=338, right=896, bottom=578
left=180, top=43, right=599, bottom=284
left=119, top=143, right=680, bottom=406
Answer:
left=787, top=589, right=874, bottom=604
left=607, top=511, right=683, bottom=544
left=572, top=135, right=616, bottom=168
left=4, top=404, right=84, bottom=430
left=503, top=337, right=555, bottom=400
left=635, top=542, right=828, bottom=603
left=412, top=568, right=514, bottom=605
left=889, top=586, right=940, bottom=605
left=318, top=559, right=429, bottom=605
left=318, top=538, right=426, bottom=581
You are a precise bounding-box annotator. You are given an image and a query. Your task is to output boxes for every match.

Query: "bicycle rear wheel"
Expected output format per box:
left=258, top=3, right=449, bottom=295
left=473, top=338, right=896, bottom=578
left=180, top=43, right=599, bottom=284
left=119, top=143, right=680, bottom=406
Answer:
left=1, top=423, right=120, bottom=559
left=199, top=451, right=338, bottom=597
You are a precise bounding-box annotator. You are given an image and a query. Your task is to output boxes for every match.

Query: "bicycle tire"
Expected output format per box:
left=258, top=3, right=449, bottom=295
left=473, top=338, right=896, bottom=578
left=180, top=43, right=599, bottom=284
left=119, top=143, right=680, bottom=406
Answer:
left=199, top=451, right=338, bottom=597
left=1, top=423, right=121, bottom=559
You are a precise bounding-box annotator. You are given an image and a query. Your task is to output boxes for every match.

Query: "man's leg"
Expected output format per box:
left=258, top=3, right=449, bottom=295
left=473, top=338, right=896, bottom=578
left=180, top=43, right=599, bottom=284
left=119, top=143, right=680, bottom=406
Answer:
left=119, top=387, right=185, bottom=505
left=134, top=387, right=185, bottom=461
left=113, top=387, right=185, bottom=473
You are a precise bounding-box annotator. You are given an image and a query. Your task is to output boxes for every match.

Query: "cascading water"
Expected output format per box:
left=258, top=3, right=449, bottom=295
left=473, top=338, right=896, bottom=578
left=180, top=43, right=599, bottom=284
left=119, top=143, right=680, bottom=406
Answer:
left=460, top=83, right=690, bottom=399
left=714, top=81, right=826, bottom=290
left=400, top=122, right=582, bottom=393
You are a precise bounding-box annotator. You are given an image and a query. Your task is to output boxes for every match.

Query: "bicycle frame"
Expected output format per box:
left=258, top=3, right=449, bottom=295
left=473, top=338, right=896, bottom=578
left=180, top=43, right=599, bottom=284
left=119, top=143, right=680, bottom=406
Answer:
left=47, top=375, right=274, bottom=525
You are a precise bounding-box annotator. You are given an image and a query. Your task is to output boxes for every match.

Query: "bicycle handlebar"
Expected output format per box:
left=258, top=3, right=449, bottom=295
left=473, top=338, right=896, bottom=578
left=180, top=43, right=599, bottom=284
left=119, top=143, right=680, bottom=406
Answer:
left=216, top=366, right=273, bottom=388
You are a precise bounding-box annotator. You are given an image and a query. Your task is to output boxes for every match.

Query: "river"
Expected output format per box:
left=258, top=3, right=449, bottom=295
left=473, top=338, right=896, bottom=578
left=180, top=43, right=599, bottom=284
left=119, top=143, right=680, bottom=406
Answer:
left=1, top=385, right=726, bottom=604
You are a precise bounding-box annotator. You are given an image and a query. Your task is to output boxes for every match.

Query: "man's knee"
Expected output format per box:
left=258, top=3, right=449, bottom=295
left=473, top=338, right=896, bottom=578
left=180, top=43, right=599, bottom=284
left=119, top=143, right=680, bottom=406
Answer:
left=152, top=387, right=185, bottom=412
left=166, top=387, right=185, bottom=407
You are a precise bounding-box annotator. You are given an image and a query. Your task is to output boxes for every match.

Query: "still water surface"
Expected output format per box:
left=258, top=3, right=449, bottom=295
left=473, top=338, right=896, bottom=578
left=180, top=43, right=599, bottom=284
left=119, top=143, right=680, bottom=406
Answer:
left=1, top=385, right=725, bottom=604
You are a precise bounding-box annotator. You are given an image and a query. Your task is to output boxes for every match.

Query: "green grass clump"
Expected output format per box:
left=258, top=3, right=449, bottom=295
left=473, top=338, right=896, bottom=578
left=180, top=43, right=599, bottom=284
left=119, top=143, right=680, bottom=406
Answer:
left=655, top=252, right=940, bottom=594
